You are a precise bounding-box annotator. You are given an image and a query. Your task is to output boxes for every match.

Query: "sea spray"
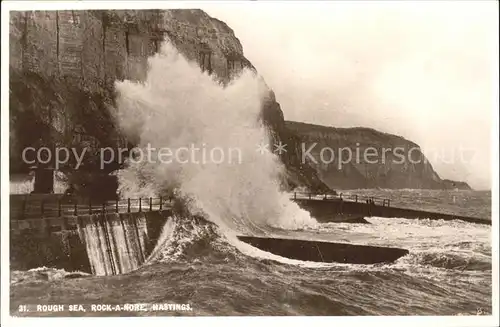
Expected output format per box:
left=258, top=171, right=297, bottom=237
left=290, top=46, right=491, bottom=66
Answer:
left=112, top=40, right=317, bottom=236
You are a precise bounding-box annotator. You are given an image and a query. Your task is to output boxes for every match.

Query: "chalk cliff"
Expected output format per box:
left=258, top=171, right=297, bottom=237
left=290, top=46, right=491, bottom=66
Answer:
left=286, top=121, right=472, bottom=190
left=9, top=9, right=330, bottom=196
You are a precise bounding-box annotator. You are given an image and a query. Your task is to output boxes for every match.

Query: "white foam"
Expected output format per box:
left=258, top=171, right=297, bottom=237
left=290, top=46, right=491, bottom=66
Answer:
left=112, top=39, right=317, bottom=241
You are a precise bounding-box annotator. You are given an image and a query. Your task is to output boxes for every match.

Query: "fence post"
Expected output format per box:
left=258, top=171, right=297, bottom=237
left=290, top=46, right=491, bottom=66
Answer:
left=387, top=199, right=390, bottom=207
left=74, top=202, right=77, bottom=216
left=89, top=199, right=92, bottom=215
left=355, top=195, right=358, bottom=203
left=102, top=202, right=106, bottom=214
left=116, top=199, right=119, bottom=213
left=340, top=193, right=343, bottom=200
left=294, top=192, right=296, bottom=200
left=139, top=198, right=142, bottom=212
left=159, top=196, right=163, bottom=211
left=127, top=198, right=131, bottom=213
left=149, top=197, right=153, bottom=211
left=58, top=199, right=62, bottom=217
left=308, top=192, right=311, bottom=200
left=21, top=197, right=27, bottom=219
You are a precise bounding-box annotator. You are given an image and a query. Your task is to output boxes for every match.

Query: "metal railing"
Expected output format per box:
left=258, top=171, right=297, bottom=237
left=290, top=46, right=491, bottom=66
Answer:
left=10, top=196, right=173, bottom=220
left=290, top=192, right=391, bottom=207
left=11, top=192, right=391, bottom=220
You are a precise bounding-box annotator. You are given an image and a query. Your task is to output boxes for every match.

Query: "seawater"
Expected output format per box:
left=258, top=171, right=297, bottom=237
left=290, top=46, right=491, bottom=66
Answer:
left=10, top=190, right=492, bottom=316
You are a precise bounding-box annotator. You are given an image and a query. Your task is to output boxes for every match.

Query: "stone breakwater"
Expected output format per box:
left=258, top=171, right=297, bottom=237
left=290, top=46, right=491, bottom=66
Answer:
left=11, top=210, right=169, bottom=275
left=293, top=198, right=490, bottom=225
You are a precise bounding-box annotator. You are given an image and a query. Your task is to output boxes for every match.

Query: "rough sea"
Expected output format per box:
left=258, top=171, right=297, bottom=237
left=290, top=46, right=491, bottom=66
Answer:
left=10, top=189, right=492, bottom=316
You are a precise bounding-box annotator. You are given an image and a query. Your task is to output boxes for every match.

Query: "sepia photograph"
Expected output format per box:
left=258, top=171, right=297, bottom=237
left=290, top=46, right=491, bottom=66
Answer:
left=1, top=0, right=498, bottom=326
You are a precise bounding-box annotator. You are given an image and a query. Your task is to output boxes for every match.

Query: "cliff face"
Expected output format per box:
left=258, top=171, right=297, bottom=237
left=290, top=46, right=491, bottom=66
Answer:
left=9, top=9, right=330, bottom=195
left=13, top=9, right=461, bottom=193
left=9, top=10, right=249, bottom=92
left=286, top=121, right=471, bottom=190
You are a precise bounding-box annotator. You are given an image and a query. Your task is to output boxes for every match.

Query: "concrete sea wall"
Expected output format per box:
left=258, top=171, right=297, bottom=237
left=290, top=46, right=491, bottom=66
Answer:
left=10, top=198, right=489, bottom=275
left=294, top=198, right=491, bottom=225
left=238, top=236, right=409, bottom=264
left=11, top=210, right=170, bottom=275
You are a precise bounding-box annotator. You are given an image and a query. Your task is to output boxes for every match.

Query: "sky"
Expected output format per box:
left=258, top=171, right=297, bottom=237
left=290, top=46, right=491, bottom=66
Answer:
left=202, top=1, right=498, bottom=190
